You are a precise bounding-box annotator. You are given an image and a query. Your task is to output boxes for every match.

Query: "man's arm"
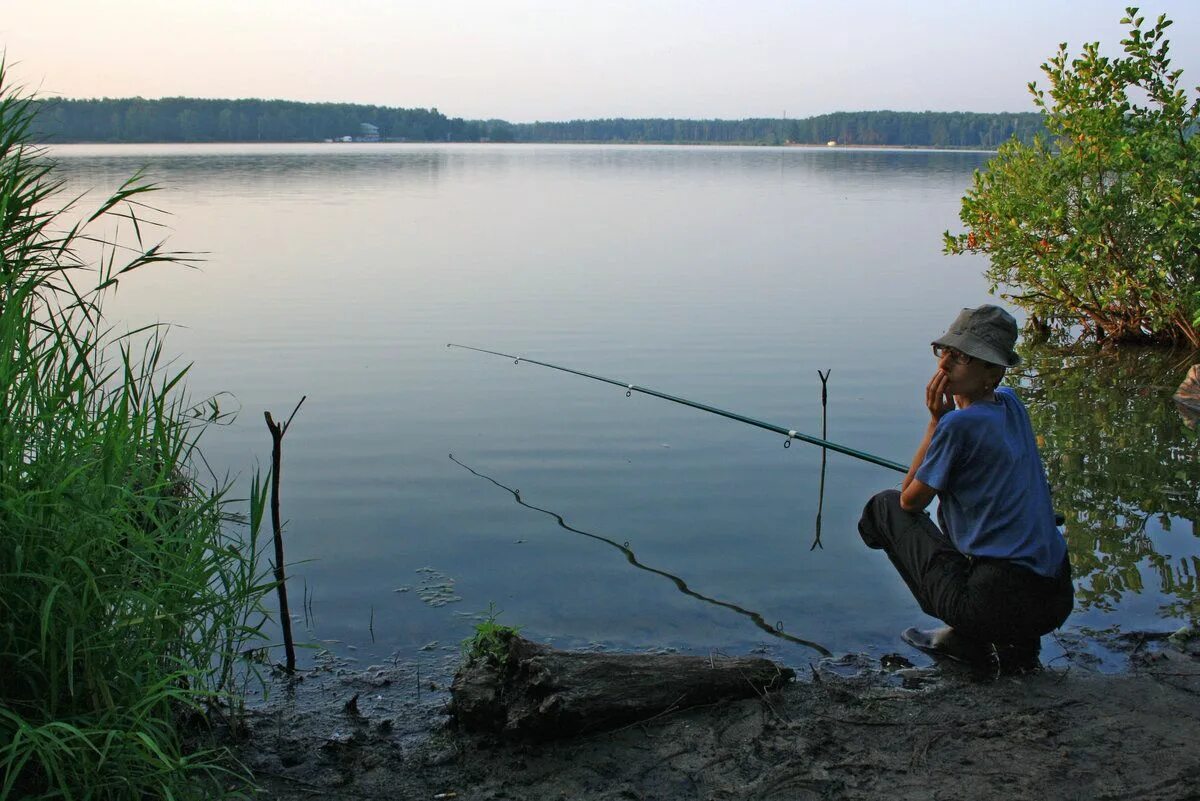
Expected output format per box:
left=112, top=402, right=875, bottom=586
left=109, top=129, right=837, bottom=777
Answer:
left=900, top=422, right=939, bottom=511
left=901, top=478, right=938, bottom=512
left=901, top=368, right=953, bottom=512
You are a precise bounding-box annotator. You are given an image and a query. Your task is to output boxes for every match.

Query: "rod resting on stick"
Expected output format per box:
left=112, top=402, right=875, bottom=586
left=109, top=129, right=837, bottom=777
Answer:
left=447, top=344, right=907, bottom=473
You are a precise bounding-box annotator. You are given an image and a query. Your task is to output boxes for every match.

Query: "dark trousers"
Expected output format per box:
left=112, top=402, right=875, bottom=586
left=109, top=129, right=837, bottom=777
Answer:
left=858, top=490, right=1073, bottom=645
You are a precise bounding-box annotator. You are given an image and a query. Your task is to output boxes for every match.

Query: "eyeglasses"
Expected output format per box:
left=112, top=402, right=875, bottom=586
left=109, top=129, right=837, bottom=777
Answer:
left=932, top=344, right=973, bottom=365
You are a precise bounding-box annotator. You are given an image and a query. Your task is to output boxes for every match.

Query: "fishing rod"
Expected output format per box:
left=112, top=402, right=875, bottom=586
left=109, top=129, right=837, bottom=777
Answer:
left=447, top=343, right=908, bottom=474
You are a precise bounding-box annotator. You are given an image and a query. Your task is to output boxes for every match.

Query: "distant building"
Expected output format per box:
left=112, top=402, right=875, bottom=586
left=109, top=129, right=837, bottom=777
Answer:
left=358, top=123, right=381, bottom=142
left=826, top=140, right=837, bottom=147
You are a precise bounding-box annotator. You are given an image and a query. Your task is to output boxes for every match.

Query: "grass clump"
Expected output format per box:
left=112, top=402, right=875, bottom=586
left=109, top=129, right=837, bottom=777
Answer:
left=462, top=604, right=521, bottom=668
left=0, top=68, right=271, bottom=798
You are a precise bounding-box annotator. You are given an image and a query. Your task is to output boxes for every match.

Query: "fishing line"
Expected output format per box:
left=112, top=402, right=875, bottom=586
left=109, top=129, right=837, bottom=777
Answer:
left=447, top=343, right=907, bottom=473
left=449, top=454, right=831, bottom=657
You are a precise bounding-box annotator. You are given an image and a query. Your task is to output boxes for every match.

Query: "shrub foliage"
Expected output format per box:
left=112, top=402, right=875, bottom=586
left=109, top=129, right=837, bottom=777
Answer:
left=945, top=8, right=1200, bottom=348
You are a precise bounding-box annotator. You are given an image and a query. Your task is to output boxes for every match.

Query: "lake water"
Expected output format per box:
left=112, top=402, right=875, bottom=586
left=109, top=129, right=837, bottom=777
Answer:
left=51, top=143, right=1200, bottom=671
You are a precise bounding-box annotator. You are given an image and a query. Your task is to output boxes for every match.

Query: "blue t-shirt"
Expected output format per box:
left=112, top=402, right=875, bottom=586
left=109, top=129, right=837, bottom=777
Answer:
left=915, top=387, right=1066, bottom=577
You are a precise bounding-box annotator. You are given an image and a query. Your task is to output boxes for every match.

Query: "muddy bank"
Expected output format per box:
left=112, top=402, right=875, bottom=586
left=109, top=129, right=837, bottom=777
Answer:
left=235, top=632, right=1200, bottom=800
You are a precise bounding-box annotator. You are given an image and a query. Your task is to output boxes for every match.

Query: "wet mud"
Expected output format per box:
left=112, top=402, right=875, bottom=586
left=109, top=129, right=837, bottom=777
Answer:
left=234, top=630, right=1200, bottom=800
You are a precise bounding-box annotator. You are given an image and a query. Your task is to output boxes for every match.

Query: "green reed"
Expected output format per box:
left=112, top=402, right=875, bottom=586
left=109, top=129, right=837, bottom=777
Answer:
left=0, top=68, right=272, bottom=798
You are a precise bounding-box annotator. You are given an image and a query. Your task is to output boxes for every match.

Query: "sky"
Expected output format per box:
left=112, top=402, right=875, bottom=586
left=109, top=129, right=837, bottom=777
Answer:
left=4, top=1, right=1199, bottom=122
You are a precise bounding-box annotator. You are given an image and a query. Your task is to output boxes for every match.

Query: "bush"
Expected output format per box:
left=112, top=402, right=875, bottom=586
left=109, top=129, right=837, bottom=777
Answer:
left=0, top=68, right=271, bottom=798
left=945, top=8, right=1200, bottom=349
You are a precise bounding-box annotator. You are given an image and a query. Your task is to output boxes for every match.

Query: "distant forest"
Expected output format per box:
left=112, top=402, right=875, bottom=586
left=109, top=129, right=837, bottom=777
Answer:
left=31, top=97, right=1045, bottom=149
left=517, top=113, right=1044, bottom=148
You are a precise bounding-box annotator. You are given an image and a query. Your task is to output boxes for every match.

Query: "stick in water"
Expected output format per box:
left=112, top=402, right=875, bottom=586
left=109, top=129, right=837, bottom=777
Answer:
left=264, top=395, right=306, bottom=673
left=812, top=369, right=831, bottom=551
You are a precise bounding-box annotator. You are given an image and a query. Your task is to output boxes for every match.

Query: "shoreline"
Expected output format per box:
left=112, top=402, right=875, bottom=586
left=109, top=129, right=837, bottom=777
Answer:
left=235, top=627, right=1200, bottom=800
left=41, top=140, right=1001, bottom=154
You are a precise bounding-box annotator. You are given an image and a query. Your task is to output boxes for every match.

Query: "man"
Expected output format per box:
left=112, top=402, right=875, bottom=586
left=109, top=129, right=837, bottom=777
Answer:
left=858, top=305, right=1073, bottom=672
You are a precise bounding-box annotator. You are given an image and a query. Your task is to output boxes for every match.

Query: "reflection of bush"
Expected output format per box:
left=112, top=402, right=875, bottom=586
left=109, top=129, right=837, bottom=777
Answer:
left=1015, top=346, right=1200, bottom=621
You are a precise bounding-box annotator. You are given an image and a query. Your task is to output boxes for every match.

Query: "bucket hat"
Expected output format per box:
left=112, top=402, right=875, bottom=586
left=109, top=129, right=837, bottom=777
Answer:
left=931, top=305, right=1021, bottom=367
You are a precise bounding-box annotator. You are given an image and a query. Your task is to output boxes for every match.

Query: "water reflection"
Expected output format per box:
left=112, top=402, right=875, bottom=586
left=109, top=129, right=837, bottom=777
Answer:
left=48, top=145, right=448, bottom=198
left=1018, top=346, right=1200, bottom=621
left=47, top=142, right=986, bottom=199
left=448, top=454, right=831, bottom=656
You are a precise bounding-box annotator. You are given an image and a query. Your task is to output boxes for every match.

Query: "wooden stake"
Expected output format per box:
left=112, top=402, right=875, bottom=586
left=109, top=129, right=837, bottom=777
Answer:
left=812, top=370, right=831, bottom=551
left=264, top=395, right=306, bottom=673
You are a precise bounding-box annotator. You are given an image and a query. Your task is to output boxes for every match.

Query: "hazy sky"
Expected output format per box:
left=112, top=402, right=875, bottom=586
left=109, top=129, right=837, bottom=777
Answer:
left=5, top=1, right=1199, bottom=122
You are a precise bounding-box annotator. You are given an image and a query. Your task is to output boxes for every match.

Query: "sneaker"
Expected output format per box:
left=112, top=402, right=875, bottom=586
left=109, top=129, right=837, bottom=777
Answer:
left=901, top=626, right=990, bottom=664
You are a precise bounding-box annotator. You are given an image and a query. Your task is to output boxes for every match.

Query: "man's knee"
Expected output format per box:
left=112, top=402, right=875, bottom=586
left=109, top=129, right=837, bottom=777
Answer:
left=858, top=489, right=902, bottom=549
left=872, top=488, right=902, bottom=510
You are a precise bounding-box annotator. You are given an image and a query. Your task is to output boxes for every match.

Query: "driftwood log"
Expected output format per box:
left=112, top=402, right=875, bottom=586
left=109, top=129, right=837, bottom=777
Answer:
left=449, top=634, right=794, bottom=739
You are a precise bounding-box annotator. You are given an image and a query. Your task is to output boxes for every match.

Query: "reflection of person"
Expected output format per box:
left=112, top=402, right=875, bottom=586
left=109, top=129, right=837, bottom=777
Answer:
left=858, top=305, right=1073, bottom=672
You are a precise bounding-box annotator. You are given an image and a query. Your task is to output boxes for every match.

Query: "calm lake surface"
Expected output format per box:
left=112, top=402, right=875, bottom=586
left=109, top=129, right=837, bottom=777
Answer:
left=52, top=143, right=1200, bottom=671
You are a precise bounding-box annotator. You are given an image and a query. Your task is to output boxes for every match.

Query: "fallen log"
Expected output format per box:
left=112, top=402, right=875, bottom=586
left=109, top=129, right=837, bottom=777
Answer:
left=449, top=633, right=794, bottom=738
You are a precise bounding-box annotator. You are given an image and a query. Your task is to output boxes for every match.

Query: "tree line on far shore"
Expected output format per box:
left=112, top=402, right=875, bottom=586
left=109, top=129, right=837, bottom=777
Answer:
left=31, top=97, right=492, bottom=144
left=516, top=112, right=1043, bottom=148
left=31, top=96, right=1044, bottom=148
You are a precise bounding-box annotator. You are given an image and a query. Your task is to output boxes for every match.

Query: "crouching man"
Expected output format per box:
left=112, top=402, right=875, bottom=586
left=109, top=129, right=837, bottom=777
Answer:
left=858, top=305, right=1073, bottom=672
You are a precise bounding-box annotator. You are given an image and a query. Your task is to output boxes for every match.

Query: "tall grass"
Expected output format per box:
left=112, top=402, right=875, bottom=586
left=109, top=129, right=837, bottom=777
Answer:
left=0, top=69, right=272, bottom=798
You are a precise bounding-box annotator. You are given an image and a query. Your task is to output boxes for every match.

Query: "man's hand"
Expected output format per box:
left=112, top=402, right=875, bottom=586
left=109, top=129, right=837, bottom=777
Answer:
left=926, top=369, right=955, bottom=422
left=903, top=370, right=952, bottom=497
